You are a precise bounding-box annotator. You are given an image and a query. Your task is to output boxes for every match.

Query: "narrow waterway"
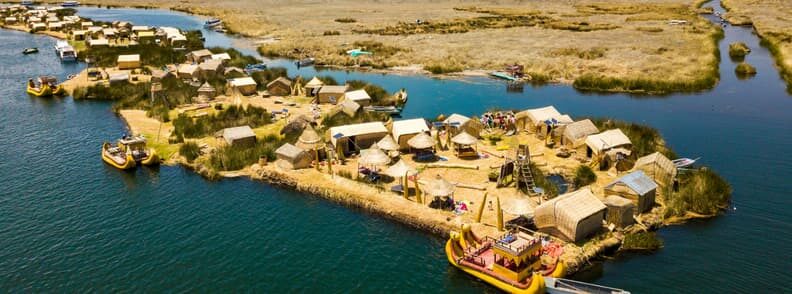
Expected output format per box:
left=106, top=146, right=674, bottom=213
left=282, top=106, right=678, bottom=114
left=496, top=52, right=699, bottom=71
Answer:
left=0, top=2, right=790, bottom=292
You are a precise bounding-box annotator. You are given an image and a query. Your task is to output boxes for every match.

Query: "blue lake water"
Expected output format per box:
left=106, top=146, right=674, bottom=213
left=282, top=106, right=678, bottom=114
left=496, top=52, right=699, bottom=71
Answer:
left=0, top=2, right=790, bottom=292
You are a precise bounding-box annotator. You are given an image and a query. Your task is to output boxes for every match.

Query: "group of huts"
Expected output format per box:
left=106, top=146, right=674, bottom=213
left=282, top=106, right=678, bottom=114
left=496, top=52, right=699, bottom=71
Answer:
left=1, top=5, right=81, bottom=33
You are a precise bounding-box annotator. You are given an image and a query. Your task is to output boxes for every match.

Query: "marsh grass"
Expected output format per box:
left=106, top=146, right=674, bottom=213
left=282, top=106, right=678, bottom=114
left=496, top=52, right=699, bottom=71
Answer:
left=250, top=67, right=289, bottom=90
left=621, top=232, right=663, bottom=250
left=172, top=104, right=271, bottom=138
left=550, top=47, right=606, bottom=60
left=728, top=42, right=750, bottom=60
left=179, top=141, right=201, bottom=163
left=208, top=134, right=281, bottom=171
left=664, top=168, right=731, bottom=217
left=734, top=62, right=757, bottom=77
left=760, top=36, right=792, bottom=92
left=425, top=62, right=464, bottom=74
left=334, top=17, right=357, bottom=23
left=572, top=165, right=597, bottom=188
left=636, top=27, right=664, bottom=33
left=589, top=118, right=676, bottom=159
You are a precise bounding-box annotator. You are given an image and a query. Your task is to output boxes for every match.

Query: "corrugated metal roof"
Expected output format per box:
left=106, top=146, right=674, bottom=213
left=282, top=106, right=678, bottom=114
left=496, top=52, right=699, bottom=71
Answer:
left=607, top=170, right=657, bottom=195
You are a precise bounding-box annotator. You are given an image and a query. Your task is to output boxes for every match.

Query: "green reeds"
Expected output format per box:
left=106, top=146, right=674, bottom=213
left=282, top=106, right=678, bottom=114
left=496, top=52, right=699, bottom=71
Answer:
left=622, top=232, right=663, bottom=250
left=728, top=42, right=751, bottom=59
left=208, top=135, right=281, bottom=171
left=172, top=104, right=272, bottom=138
left=664, top=168, right=731, bottom=217
left=572, top=165, right=597, bottom=188
left=179, top=141, right=201, bottom=163
left=529, top=162, right=559, bottom=198
left=424, top=63, right=463, bottom=74
left=334, top=18, right=357, bottom=23
left=760, top=36, right=792, bottom=93
left=734, top=62, right=757, bottom=77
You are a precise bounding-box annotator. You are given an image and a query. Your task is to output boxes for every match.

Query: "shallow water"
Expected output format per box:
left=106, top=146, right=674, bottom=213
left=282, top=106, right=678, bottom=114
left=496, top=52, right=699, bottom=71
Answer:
left=0, top=2, right=790, bottom=292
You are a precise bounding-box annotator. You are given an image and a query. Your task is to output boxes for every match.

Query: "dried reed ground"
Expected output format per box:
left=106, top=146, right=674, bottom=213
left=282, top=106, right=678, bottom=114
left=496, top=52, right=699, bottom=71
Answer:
left=26, top=0, right=720, bottom=92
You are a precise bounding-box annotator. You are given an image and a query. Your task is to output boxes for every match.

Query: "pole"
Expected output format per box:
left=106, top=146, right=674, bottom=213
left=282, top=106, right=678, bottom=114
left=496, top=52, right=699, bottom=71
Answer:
left=475, top=192, right=488, bottom=223
left=314, top=148, right=319, bottom=171
left=496, top=195, right=504, bottom=231
left=327, top=146, right=333, bottom=178
left=414, top=175, right=422, bottom=204
left=402, top=171, right=408, bottom=200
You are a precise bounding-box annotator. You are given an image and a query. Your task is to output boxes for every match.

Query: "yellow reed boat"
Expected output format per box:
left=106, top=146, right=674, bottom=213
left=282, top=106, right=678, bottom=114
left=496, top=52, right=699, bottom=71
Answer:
left=445, top=225, right=565, bottom=294
left=26, top=76, right=65, bottom=97
left=102, top=135, right=159, bottom=170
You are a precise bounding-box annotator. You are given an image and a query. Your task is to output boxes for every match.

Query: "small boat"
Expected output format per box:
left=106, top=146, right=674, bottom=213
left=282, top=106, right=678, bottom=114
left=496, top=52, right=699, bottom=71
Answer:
left=445, top=225, right=565, bottom=294
left=54, top=40, right=76, bottom=62
left=295, top=57, right=315, bottom=67
left=672, top=157, right=700, bottom=168
left=21, top=0, right=34, bottom=6
left=22, top=47, right=39, bottom=55
left=61, top=1, right=80, bottom=7
left=244, top=63, right=268, bottom=74
left=346, top=48, right=373, bottom=57
left=490, top=71, right=518, bottom=81
left=203, top=18, right=222, bottom=28
left=102, top=135, right=159, bottom=170
left=544, top=277, right=631, bottom=294
left=26, top=76, right=65, bottom=97
left=363, top=105, right=402, bottom=115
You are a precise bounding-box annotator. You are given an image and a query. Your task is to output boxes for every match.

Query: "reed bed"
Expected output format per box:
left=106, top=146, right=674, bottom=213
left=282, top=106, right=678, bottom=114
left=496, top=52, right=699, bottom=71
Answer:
left=172, top=104, right=271, bottom=138
left=664, top=168, right=731, bottom=217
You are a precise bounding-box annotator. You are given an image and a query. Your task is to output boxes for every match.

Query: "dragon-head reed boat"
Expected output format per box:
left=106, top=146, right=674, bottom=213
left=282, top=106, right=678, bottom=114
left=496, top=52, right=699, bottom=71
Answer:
left=102, top=135, right=159, bottom=170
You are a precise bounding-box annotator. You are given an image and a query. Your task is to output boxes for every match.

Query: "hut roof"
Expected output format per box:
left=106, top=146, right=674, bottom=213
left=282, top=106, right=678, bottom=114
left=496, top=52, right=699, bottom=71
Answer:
left=451, top=131, right=477, bottom=145
left=276, top=143, right=306, bottom=159
left=211, top=53, right=231, bottom=61
left=517, top=106, right=560, bottom=125
left=604, top=195, right=634, bottom=207
left=359, top=145, right=390, bottom=166
left=88, top=38, right=108, bottom=46
left=296, top=126, right=322, bottom=150
left=199, top=59, right=223, bottom=71
left=329, top=122, right=388, bottom=146
left=136, top=31, right=154, bottom=38
left=534, top=188, right=606, bottom=240
left=189, top=49, right=213, bottom=58
left=338, top=99, right=361, bottom=117
left=117, top=54, right=139, bottom=63
left=197, top=82, right=215, bottom=93
left=131, top=25, right=150, bottom=31
left=228, top=77, right=257, bottom=87
left=222, top=125, right=255, bottom=144
left=424, top=174, right=455, bottom=197
left=305, top=76, right=324, bottom=88
left=318, top=85, right=348, bottom=94
left=585, top=129, right=631, bottom=153
left=408, top=132, right=435, bottom=149
left=563, top=119, right=599, bottom=141
left=344, top=89, right=371, bottom=103
left=224, top=67, right=245, bottom=75
left=383, top=159, right=417, bottom=178
left=178, top=64, right=198, bottom=75
left=634, top=152, right=676, bottom=175
left=102, top=28, right=116, bottom=35
left=606, top=170, right=657, bottom=196
left=392, top=118, right=429, bottom=142
left=150, top=69, right=171, bottom=80
left=547, top=114, right=574, bottom=125
left=502, top=198, right=534, bottom=216
left=442, top=113, right=470, bottom=126
left=376, top=135, right=400, bottom=151
left=267, top=76, right=292, bottom=88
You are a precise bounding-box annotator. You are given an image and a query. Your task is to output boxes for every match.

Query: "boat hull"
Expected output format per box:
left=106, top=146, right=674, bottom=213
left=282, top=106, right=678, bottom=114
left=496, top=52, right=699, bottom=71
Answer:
left=445, top=234, right=546, bottom=294
left=140, top=151, right=159, bottom=166
left=27, top=84, right=64, bottom=97
left=102, top=143, right=136, bottom=170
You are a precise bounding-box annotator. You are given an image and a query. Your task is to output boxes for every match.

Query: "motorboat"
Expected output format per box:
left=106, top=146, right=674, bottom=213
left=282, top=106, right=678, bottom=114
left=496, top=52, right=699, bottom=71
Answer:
left=54, top=40, right=76, bottom=62
left=204, top=18, right=222, bottom=28
left=23, top=47, right=39, bottom=54
left=61, top=1, right=80, bottom=7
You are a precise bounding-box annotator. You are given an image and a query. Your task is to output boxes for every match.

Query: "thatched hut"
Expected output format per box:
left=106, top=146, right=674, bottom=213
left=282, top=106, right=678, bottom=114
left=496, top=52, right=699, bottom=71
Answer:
left=275, top=143, right=311, bottom=170
left=605, top=170, right=657, bottom=213
left=223, top=67, right=246, bottom=79
left=603, top=196, right=635, bottom=228
left=392, top=118, right=430, bottom=150
left=116, top=54, right=140, bottom=70
left=199, top=59, right=224, bottom=78
left=304, top=76, right=324, bottom=96
left=177, top=64, right=199, bottom=79
left=226, top=77, right=258, bottom=96
left=632, top=152, right=677, bottom=187
left=221, top=125, right=256, bottom=147
left=317, top=85, right=348, bottom=104
left=296, top=126, right=324, bottom=160
left=197, top=82, right=216, bottom=101
left=377, top=135, right=400, bottom=158
left=561, top=119, right=599, bottom=149
left=451, top=131, right=478, bottom=158
left=407, top=132, right=436, bottom=152
left=515, top=106, right=560, bottom=133
left=359, top=145, right=391, bottom=167
left=442, top=113, right=483, bottom=138
left=329, top=122, right=389, bottom=155
left=534, top=188, right=606, bottom=242
left=266, top=77, right=292, bottom=96
left=186, top=49, right=213, bottom=64
left=424, top=174, right=455, bottom=198
left=585, top=129, right=632, bottom=158
left=538, top=114, right=573, bottom=139
left=336, top=99, right=361, bottom=117
left=344, top=89, right=371, bottom=106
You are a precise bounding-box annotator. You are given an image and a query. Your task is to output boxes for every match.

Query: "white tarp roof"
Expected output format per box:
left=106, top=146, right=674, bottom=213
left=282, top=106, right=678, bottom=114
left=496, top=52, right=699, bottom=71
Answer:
left=344, top=89, right=371, bottom=102
left=443, top=113, right=470, bottom=126
left=392, top=118, right=429, bottom=142
left=329, top=122, right=388, bottom=146
left=117, top=54, right=140, bottom=63
left=88, top=39, right=108, bottom=46
left=228, top=77, right=257, bottom=87
left=519, top=106, right=561, bottom=126
left=585, top=129, right=631, bottom=153
left=211, top=53, right=231, bottom=60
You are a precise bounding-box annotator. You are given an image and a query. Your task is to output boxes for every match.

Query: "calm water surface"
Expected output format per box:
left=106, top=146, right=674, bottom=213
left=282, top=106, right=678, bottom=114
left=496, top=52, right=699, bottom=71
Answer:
left=1, top=2, right=790, bottom=292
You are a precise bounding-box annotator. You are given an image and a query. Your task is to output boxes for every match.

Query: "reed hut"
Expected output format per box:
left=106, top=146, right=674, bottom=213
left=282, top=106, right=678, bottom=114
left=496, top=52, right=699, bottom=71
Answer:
left=72, top=29, right=86, bottom=41
left=442, top=113, right=483, bottom=137
left=199, top=59, right=224, bottom=78
left=359, top=145, right=391, bottom=167
left=197, top=82, right=216, bottom=101
left=221, top=125, right=256, bottom=147
left=538, top=114, right=573, bottom=140
left=4, top=17, right=17, bottom=24
left=80, top=21, right=93, bottom=29
left=296, top=126, right=324, bottom=160
left=451, top=131, right=478, bottom=158
left=377, top=135, right=400, bottom=158
left=186, top=49, right=213, bottom=64
left=534, top=188, right=606, bottom=242
left=424, top=174, right=455, bottom=198
left=384, top=159, right=418, bottom=195
left=304, top=76, right=324, bottom=96
left=407, top=132, right=436, bottom=153
left=344, top=89, right=371, bottom=106
left=266, top=77, right=292, bottom=96
left=632, top=152, right=677, bottom=187
left=515, top=106, right=560, bottom=133
left=177, top=64, right=199, bottom=79
left=87, top=38, right=109, bottom=47
left=101, top=28, right=117, bottom=39
left=585, top=129, right=632, bottom=158
left=317, top=85, right=348, bottom=104
left=117, top=54, right=140, bottom=70
left=223, top=67, right=246, bottom=79
left=329, top=122, right=389, bottom=155
left=605, top=170, right=657, bottom=213
left=336, top=99, right=361, bottom=117
left=275, top=143, right=311, bottom=170
left=47, top=21, right=62, bottom=31
left=561, top=119, right=599, bottom=149
left=603, top=196, right=635, bottom=228
left=226, top=77, right=258, bottom=96
left=211, top=53, right=231, bottom=64
left=392, top=118, right=430, bottom=150
left=150, top=69, right=172, bottom=82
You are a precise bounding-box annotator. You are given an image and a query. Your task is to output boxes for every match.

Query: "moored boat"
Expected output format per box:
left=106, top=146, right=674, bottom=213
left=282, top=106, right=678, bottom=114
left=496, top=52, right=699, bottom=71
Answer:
left=23, top=47, right=39, bottom=55
left=26, top=76, right=65, bottom=97
left=544, top=277, right=631, bottom=294
left=61, top=1, right=80, bottom=7
left=295, top=57, right=315, bottom=67
left=54, top=40, right=76, bottom=62
left=102, top=135, right=159, bottom=170
left=203, top=18, right=222, bottom=28
left=102, top=142, right=136, bottom=170
left=445, top=225, right=565, bottom=293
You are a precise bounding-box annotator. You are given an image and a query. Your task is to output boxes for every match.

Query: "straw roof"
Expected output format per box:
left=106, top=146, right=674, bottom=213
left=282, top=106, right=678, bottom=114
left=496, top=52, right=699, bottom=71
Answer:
left=329, top=122, right=389, bottom=146
left=338, top=99, right=361, bottom=117
left=345, top=89, right=371, bottom=103
left=424, top=174, right=455, bottom=197
left=451, top=131, right=477, bottom=146
left=377, top=135, right=400, bottom=151
left=359, top=145, right=390, bottom=166
left=633, top=152, right=677, bottom=183
left=502, top=198, right=534, bottom=216
left=197, top=82, right=216, bottom=93
left=585, top=129, right=631, bottom=153
left=392, top=118, right=429, bottom=143
left=276, top=143, right=306, bottom=159
left=517, top=106, right=561, bottom=126
left=296, top=126, right=322, bottom=150
left=305, top=76, right=324, bottom=88
left=408, top=132, right=435, bottom=149
left=383, top=159, right=417, bottom=178
left=563, top=119, right=599, bottom=142
left=534, top=188, right=606, bottom=241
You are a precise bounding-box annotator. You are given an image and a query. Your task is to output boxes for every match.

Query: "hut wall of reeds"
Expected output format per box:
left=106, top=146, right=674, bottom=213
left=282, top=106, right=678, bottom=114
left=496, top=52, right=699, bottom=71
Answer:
left=585, top=129, right=632, bottom=158
left=603, top=196, right=635, bottom=228
left=329, top=122, right=389, bottom=155
left=534, top=188, right=606, bottom=242
left=561, top=119, right=599, bottom=149
left=267, top=77, right=292, bottom=96
left=275, top=143, right=312, bottom=170
left=515, top=106, right=560, bottom=133
left=604, top=170, right=657, bottom=213
left=632, top=152, right=677, bottom=187
left=392, top=118, right=430, bottom=150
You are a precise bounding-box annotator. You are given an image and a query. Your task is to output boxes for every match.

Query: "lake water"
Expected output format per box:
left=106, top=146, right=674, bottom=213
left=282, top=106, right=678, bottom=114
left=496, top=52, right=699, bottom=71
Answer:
left=1, top=2, right=790, bottom=292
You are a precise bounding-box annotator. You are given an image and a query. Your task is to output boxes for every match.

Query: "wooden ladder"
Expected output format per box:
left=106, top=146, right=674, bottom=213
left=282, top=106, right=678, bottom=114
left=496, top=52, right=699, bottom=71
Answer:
left=514, top=144, right=535, bottom=193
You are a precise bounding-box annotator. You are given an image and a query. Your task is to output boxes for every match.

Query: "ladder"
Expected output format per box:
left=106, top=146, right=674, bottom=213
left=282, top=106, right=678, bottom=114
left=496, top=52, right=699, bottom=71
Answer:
left=514, top=144, right=535, bottom=193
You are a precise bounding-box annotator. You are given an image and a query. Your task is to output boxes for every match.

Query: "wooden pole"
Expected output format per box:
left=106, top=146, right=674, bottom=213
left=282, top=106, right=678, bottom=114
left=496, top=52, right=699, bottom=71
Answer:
left=496, top=195, right=504, bottom=231
left=402, top=171, right=408, bottom=200
left=314, top=148, right=319, bottom=171
left=475, top=192, right=488, bottom=223
left=327, top=146, right=333, bottom=178
left=414, top=176, right=422, bottom=204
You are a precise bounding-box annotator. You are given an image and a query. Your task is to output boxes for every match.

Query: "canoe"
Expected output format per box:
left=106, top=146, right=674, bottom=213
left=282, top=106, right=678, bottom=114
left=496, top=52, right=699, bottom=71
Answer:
left=23, top=48, right=39, bottom=54
left=102, top=142, right=136, bottom=170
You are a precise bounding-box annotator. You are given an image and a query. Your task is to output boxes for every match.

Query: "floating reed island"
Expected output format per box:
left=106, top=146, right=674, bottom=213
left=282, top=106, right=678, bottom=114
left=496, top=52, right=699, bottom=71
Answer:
left=3, top=3, right=731, bottom=281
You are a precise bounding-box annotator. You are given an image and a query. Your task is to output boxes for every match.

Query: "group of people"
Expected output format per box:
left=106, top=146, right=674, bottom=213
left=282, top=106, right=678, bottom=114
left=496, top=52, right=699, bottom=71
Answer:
left=481, top=111, right=516, bottom=131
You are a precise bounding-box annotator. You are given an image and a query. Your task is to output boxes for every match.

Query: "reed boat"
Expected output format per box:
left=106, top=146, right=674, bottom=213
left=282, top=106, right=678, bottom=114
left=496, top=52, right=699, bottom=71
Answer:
left=102, top=135, right=159, bottom=170
left=26, top=76, right=65, bottom=97
left=445, top=225, right=566, bottom=294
